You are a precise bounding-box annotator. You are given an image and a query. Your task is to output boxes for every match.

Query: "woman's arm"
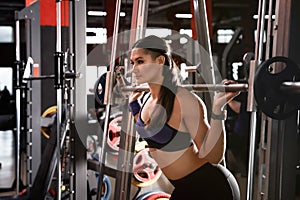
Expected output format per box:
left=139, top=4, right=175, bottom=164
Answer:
left=182, top=86, right=239, bottom=164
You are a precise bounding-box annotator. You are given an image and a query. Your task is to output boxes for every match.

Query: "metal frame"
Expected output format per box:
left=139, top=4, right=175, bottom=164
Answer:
left=250, top=0, right=300, bottom=199
left=14, top=1, right=41, bottom=194
left=114, top=1, right=149, bottom=198
left=246, top=0, right=268, bottom=198
left=95, top=0, right=123, bottom=199
left=262, top=0, right=300, bottom=199
left=73, top=0, right=88, bottom=199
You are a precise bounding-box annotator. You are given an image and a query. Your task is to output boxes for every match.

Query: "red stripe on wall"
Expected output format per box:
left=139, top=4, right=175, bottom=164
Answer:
left=40, top=0, right=69, bottom=27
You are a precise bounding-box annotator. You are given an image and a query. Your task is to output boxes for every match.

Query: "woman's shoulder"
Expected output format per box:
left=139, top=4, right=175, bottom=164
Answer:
left=176, top=86, right=190, bottom=97
left=176, top=86, right=204, bottom=105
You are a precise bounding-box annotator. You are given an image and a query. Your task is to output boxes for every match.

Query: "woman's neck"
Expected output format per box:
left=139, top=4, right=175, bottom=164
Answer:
left=148, top=82, right=161, bottom=99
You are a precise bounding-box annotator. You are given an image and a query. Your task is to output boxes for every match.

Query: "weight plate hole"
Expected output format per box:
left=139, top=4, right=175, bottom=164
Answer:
left=268, top=62, right=287, bottom=74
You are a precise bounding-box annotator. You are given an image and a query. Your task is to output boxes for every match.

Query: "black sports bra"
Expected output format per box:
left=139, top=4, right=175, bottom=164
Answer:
left=135, top=95, right=193, bottom=152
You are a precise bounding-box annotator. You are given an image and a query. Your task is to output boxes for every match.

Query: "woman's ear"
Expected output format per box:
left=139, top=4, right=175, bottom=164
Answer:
left=156, top=55, right=165, bottom=65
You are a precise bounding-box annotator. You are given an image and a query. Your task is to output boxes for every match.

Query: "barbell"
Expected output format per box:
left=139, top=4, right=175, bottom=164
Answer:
left=94, top=56, right=300, bottom=120
left=121, top=83, right=249, bottom=93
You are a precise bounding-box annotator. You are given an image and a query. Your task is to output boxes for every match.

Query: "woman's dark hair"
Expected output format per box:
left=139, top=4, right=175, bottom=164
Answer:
left=132, top=35, right=180, bottom=122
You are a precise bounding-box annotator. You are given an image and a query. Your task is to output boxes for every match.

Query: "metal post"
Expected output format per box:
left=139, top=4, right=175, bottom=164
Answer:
left=14, top=2, right=41, bottom=194
left=246, top=0, right=267, bottom=199
left=73, top=0, right=88, bottom=198
left=55, top=1, right=62, bottom=199
left=113, top=0, right=149, bottom=199
left=256, top=1, right=275, bottom=199
left=68, top=0, right=75, bottom=198
left=96, top=0, right=122, bottom=199
left=192, top=0, right=216, bottom=128
left=15, top=19, right=21, bottom=196
left=192, top=0, right=216, bottom=85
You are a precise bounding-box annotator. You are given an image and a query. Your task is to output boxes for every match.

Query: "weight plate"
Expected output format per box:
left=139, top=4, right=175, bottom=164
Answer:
left=107, top=116, right=122, bottom=152
left=94, top=73, right=107, bottom=107
left=41, top=105, right=57, bottom=139
left=254, top=56, right=300, bottom=119
left=101, top=175, right=111, bottom=200
left=136, top=191, right=171, bottom=200
left=132, top=148, right=162, bottom=187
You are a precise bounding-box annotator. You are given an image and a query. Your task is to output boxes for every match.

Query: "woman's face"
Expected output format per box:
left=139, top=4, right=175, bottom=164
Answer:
left=130, top=48, right=164, bottom=85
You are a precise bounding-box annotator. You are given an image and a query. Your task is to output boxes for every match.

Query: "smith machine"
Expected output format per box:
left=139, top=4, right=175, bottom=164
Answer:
left=1, top=0, right=300, bottom=200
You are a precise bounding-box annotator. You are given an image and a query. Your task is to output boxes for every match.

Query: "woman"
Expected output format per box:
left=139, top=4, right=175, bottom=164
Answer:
left=128, top=35, right=240, bottom=200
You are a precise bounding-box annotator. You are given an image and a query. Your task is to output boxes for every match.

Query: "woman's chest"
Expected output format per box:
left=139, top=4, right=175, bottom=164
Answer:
left=141, top=97, right=187, bottom=132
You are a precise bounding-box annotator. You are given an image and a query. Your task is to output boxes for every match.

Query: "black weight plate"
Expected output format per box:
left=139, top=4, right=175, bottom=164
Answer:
left=254, top=56, right=300, bottom=119
left=94, top=73, right=107, bottom=107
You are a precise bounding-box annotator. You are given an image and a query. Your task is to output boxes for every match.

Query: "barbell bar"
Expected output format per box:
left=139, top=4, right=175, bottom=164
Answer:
left=121, top=81, right=300, bottom=93
left=280, top=82, right=300, bottom=94
left=121, top=83, right=249, bottom=93
left=22, top=72, right=80, bottom=81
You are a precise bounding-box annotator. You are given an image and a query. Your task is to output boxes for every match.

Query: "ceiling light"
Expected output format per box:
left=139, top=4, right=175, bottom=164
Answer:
left=88, top=11, right=107, bottom=16
left=175, top=14, right=192, bottom=19
left=253, top=14, right=275, bottom=20
left=88, top=11, right=126, bottom=17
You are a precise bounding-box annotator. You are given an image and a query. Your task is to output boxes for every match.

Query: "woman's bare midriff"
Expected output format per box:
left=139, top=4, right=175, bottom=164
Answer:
left=149, top=145, right=208, bottom=181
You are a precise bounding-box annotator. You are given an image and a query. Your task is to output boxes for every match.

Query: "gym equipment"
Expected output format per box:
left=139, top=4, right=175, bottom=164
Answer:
left=88, top=175, right=111, bottom=200
left=87, top=135, right=98, bottom=157
left=91, top=0, right=300, bottom=199
left=215, top=164, right=241, bottom=200
left=132, top=148, right=162, bottom=188
left=41, top=106, right=57, bottom=139
left=94, top=73, right=108, bottom=106
left=254, top=56, right=300, bottom=120
left=135, top=191, right=171, bottom=200
left=107, top=115, right=122, bottom=152
left=27, top=115, right=58, bottom=200
left=121, top=83, right=249, bottom=93
left=100, top=175, right=111, bottom=200
left=95, top=0, right=124, bottom=199
left=92, top=175, right=111, bottom=200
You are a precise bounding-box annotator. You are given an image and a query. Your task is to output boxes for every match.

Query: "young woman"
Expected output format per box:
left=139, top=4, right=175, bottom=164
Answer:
left=128, top=35, right=240, bottom=200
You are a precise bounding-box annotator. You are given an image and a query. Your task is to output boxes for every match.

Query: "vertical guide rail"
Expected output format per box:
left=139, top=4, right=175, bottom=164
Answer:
left=15, top=19, right=21, bottom=196
left=55, top=1, right=63, bottom=199
left=113, top=1, right=149, bottom=199
left=68, top=0, right=75, bottom=197
left=192, top=0, right=215, bottom=127
left=246, top=0, right=267, bottom=199
left=192, top=0, right=216, bottom=85
left=96, top=0, right=122, bottom=200
left=256, top=0, right=275, bottom=199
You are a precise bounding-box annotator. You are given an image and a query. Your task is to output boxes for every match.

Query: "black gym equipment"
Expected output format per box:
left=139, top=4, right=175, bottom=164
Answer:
left=254, top=56, right=300, bottom=120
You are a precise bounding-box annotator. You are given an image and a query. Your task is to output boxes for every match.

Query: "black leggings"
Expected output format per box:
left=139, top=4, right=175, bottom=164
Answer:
left=169, top=163, right=240, bottom=200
